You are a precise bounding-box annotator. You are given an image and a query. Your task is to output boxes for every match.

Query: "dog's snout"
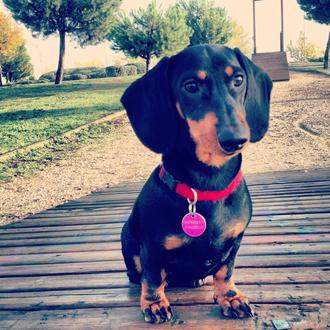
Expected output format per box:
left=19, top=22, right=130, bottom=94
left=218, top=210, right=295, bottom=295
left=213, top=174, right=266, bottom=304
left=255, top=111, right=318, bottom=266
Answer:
left=219, top=138, right=247, bottom=154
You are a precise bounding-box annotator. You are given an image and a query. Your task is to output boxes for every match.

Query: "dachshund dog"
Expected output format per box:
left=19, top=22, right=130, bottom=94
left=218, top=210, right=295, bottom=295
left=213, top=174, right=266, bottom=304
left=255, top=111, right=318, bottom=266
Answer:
left=120, top=45, right=272, bottom=323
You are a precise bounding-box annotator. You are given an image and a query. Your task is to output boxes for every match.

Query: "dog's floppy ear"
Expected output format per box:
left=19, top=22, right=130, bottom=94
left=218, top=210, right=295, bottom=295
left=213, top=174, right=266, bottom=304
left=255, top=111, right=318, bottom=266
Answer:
left=121, top=57, right=177, bottom=154
left=234, top=48, right=273, bottom=142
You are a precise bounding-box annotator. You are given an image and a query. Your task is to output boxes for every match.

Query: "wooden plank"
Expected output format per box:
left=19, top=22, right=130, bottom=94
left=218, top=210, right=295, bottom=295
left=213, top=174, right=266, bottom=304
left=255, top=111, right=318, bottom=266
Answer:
left=45, top=196, right=330, bottom=210
left=43, top=200, right=330, bottom=215
left=6, top=204, right=330, bottom=228
left=0, top=260, right=126, bottom=276
left=96, top=168, right=330, bottom=186
left=0, top=234, right=122, bottom=247
left=69, top=193, right=330, bottom=209
left=2, top=215, right=130, bottom=228
left=58, top=201, right=329, bottom=212
left=80, top=186, right=330, bottom=202
left=68, top=192, right=330, bottom=207
left=0, top=250, right=122, bottom=266
left=3, top=212, right=329, bottom=232
left=0, top=242, right=122, bottom=256
left=0, top=225, right=329, bottom=248
left=0, top=284, right=329, bottom=311
left=0, top=267, right=328, bottom=293
left=0, top=233, right=328, bottom=256
left=28, top=195, right=330, bottom=214
left=0, top=254, right=329, bottom=277
left=1, top=304, right=328, bottom=330
left=95, top=180, right=330, bottom=195
left=80, top=183, right=330, bottom=196
left=0, top=224, right=125, bottom=237
left=251, top=188, right=330, bottom=197
left=1, top=218, right=328, bottom=240
left=1, top=241, right=329, bottom=266
left=242, top=233, right=330, bottom=245
left=57, top=191, right=330, bottom=206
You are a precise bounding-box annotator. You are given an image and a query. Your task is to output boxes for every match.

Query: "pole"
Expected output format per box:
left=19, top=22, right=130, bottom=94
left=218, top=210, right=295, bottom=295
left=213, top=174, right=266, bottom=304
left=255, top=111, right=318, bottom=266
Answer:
left=253, top=0, right=257, bottom=54
left=280, top=0, right=284, bottom=52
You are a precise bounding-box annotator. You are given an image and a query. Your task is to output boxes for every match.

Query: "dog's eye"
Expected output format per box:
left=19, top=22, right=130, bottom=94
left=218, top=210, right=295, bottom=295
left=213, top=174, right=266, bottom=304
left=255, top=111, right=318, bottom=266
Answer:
left=233, top=75, right=244, bottom=87
left=184, top=81, right=199, bottom=93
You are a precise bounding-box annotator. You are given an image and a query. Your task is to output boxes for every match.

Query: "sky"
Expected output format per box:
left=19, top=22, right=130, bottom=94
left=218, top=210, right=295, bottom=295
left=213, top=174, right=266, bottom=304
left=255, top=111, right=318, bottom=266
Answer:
left=1, top=0, right=329, bottom=78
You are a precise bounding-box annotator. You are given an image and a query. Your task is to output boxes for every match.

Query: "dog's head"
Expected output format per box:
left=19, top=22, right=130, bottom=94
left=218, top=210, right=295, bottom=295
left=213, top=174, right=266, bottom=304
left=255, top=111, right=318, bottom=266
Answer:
left=121, top=45, right=272, bottom=167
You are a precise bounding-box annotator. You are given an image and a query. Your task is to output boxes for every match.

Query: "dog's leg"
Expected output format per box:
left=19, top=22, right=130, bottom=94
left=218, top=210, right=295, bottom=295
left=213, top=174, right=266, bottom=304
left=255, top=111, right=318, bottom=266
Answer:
left=213, top=235, right=254, bottom=318
left=140, top=254, right=173, bottom=323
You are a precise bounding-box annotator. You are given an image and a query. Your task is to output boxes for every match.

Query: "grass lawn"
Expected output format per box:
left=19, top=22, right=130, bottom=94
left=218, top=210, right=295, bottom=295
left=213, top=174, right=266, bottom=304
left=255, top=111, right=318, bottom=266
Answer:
left=0, top=75, right=137, bottom=182
left=0, top=75, right=137, bottom=155
left=289, top=62, right=329, bottom=77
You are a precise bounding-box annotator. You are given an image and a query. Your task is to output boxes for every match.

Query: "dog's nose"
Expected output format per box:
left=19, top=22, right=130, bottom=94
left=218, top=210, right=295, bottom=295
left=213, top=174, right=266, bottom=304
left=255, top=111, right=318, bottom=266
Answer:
left=219, top=138, right=247, bottom=154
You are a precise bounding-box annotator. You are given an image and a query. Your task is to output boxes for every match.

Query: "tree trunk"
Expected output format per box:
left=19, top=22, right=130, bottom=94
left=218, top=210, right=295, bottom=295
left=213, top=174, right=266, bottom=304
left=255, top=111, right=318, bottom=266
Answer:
left=146, top=55, right=150, bottom=72
left=0, top=67, right=3, bottom=86
left=55, top=30, right=66, bottom=85
left=323, top=31, right=330, bottom=70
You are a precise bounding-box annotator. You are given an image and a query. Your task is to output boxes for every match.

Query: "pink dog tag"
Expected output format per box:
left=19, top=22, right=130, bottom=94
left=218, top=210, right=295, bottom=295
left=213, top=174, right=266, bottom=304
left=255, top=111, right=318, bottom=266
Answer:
left=181, top=212, right=207, bottom=237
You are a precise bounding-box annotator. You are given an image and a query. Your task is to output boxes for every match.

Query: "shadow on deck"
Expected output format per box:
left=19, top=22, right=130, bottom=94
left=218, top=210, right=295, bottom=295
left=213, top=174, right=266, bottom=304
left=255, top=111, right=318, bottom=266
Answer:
left=0, top=168, right=329, bottom=329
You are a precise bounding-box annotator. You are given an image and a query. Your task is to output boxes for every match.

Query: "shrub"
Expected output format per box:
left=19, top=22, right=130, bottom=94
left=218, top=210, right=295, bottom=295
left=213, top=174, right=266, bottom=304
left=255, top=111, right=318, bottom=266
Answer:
left=123, top=65, right=138, bottom=76
left=16, top=80, right=34, bottom=85
left=126, top=62, right=146, bottom=74
left=71, top=66, right=98, bottom=74
left=63, top=74, right=88, bottom=81
left=106, top=65, right=121, bottom=77
left=35, top=79, right=49, bottom=84
left=88, top=71, right=107, bottom=79
left=106, top=65, right=137, bottom=77
left=39, top=72, right=56, bottom=81
left=308, top=57, right=323, bottom=63
left=40, top=67, right=105, bottom=81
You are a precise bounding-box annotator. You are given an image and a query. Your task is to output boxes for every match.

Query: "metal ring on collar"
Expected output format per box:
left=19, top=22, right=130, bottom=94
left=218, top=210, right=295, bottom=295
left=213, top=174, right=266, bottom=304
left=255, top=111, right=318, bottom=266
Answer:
left=187, top=188, right=198, bottom=205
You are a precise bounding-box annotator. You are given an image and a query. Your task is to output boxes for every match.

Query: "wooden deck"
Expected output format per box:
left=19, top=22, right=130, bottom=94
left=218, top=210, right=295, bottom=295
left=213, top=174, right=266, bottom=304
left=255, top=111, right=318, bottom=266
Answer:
left=0, top=168, right=329, bottom=329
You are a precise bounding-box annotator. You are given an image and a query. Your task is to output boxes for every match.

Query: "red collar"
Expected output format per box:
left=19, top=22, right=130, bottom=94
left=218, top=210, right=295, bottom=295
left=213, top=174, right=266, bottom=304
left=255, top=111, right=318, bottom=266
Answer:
left=159, top=165, right=243, bottom=201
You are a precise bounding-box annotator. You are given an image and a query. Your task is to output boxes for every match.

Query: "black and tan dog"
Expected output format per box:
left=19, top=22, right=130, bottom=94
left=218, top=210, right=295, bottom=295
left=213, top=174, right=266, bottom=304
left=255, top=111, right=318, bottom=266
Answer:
left=120, top=45, right=272, bottom=323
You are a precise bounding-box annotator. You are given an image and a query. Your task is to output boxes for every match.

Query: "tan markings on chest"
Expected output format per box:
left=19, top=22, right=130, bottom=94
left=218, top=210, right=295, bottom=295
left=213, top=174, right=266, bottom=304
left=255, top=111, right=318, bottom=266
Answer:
left=163, top=235, right=191, bottom=250
left=223, top=220, right=246, bottom=239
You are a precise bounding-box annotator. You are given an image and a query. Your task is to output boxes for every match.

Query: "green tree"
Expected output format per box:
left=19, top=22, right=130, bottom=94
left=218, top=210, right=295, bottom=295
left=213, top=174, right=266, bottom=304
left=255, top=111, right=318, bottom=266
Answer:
left=179, top=0, right=233, bottom=46
left=0, top=11, right=23, bottom=86
left=3, top=0, right=122, bottom=84
left=162, top=4, right=192, bottom=56
left=297, top=0, right=330, bottom=68
left=109, top=2, right=191, bottom=71
left=287, top=31, right=323, bottom=62
left=2, top=43, right=34, bottom=83
left=226, top=21, right=251, bottom=55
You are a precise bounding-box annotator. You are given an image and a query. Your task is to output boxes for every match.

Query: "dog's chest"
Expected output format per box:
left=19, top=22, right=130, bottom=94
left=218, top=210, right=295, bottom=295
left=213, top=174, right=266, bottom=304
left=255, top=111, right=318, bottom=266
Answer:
left=161, top=198, right=250, bottom=277
left=163, top=221, right=237, bottom=271
left=163, top=239, right=229, bottom=280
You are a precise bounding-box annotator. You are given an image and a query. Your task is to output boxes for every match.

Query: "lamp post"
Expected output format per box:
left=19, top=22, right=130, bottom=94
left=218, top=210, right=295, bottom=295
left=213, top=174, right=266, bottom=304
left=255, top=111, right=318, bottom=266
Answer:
left=253, top=0, right=285, bottom=54
left=252, top=0, right=263, bottom=55
left=280, top=0, right=284, bottom=52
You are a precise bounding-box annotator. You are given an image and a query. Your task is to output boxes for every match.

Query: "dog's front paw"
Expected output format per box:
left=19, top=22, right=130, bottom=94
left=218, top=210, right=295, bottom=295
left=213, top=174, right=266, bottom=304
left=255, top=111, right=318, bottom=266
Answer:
left=214, top=290, right=254, bottom=318
left=142, top=298, right=173, bottom=324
